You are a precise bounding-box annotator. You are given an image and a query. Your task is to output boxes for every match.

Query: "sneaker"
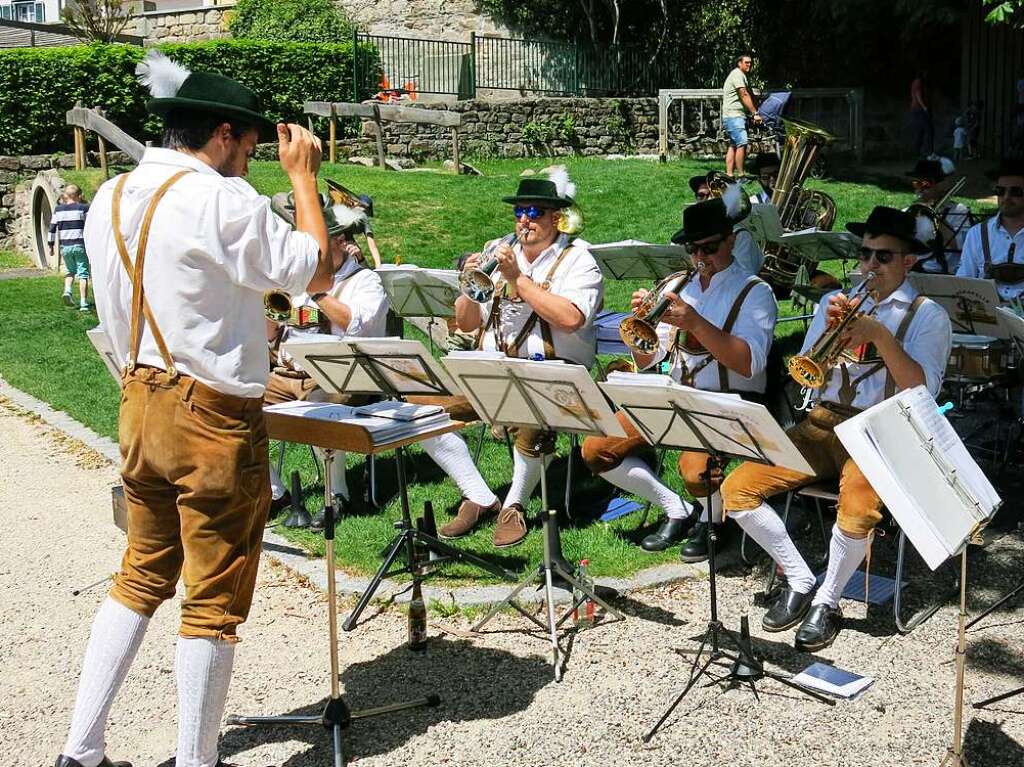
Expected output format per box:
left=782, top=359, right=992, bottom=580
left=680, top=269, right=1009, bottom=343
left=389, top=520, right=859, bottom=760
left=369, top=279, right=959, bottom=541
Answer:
left=493, top=503, right=528, bottom=548
left=79, top=303, right=92, bottom=312
left=439, top=498, right=500, bottom=539
left=62, top=291, right=73, bottom=306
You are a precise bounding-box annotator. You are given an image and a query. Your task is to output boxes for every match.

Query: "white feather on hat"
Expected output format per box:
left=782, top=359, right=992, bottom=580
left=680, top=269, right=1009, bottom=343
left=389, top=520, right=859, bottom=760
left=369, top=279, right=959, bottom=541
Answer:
left=914, top=211, right=936, bottom=245
left=938, top=156, right=956, bottom=175
left=546, top=165, right=577, bottom=201
left=722, top=183, right=744, bottom=220
left=329, top=204, right=367, bottom=232
left=135, top=50, right=191, bottom=99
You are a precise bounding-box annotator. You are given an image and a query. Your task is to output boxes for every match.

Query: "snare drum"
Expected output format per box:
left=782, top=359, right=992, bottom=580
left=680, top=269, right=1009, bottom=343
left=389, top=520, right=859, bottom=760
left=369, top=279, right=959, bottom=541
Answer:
left=946, top=334, right=1009, bottom=383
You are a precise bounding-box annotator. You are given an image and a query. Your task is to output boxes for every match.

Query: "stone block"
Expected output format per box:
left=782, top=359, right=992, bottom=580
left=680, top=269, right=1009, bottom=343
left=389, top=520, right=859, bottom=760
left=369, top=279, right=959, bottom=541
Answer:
left=205, top=10, right=221, bottom=23
left=0, top=208, right=10, bottom=221
left=20, top=155, right=50, bottom=170
left=178, top=12, right=196, bottom=23
left=58, top=154, right=76, bottom=169
left=3, top=194, right=15, bottom=206
left=0, top=157, right=18, bottom=171
left=0, top=171, right=18, bottom=184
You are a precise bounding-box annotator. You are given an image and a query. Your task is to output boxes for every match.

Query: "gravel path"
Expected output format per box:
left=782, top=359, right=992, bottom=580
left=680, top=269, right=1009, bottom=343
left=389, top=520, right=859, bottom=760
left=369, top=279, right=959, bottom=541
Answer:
left=3, top=399, right=1023, bottom=767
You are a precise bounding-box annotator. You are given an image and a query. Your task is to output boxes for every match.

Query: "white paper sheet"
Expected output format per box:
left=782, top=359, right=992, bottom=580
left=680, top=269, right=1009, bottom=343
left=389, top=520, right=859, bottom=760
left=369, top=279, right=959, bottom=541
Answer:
left=376, top=265, right=461, bottom=318
left=589, top=241, right=693, bottom=281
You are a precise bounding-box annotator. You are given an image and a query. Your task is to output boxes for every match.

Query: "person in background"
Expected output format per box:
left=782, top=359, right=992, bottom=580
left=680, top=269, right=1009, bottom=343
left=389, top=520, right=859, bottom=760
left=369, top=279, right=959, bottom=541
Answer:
left=905, top=158, right=971, bottom=275
left=688, top=173, right=765, bottom=275
left=49, top=184, right=91, bottom=311
left=909, top=69, right=934, bottom=157
left=721, top=53, right=763, bottom=178
left=966, top=100, right=982, bottom=159
left=953, top=117, right=968, bottom=163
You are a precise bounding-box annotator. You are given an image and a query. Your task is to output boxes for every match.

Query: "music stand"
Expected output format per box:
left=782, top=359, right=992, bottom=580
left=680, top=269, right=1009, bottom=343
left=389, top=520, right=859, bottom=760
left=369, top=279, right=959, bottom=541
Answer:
left=442, top=355, right=628, bottom=681
left=599, top=376, right=833, bottom=740
left=281, top=337, right=516, bottom=631
left=227, top=411, right=460, bottom=767
left=906, top=274, right=1005, bottom=337
left=590, top=240, right=693, bottom=282
left=376, top=265, right=460, bottom=354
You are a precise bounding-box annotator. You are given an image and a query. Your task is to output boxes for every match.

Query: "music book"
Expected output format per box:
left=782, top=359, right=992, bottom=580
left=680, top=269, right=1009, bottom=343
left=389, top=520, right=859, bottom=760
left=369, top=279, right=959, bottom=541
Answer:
left=590, top=240, right=693, bottom=281
left=599, top=372, right=814, bottom=474
left=264, top=400, right=450, bottom=444
left=736, top=202, right=784, bottom=244
left=792, top=663, right=873, bottom=701
left=773, top=228, right=862, bottom=262
left=376, top=264, right=461, bottom=318
left=86, top=326, right=123, bottom=384
left=834, top=385, right=1001, bottom=570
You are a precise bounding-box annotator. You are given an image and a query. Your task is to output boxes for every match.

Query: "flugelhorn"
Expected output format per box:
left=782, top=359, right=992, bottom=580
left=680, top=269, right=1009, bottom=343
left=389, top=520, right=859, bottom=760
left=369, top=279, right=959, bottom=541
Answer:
left=264, top=290, right=292, bottom=322
left=619, top=268, right=699, bottom=355
left=787, top=272, right=879, bottom=388
left=459, top=204, right=586, bottom=303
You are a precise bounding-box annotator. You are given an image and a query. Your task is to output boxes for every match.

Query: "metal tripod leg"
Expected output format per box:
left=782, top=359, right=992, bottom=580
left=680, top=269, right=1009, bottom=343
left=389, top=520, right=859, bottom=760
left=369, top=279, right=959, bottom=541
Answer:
left=343, top=531, right=409, bottom=631
left=895, top=528, right=956, bottom=633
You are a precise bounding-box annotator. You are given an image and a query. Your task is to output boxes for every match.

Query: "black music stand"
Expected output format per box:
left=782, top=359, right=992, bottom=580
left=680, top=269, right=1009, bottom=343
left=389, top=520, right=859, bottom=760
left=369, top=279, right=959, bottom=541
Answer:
left=443, top=355, right=628, bottom=681
left=599, top=379, right=834, bottom=741
left=377, top=265, right=460, bottom=355
left=279, top=338, right=516, bottom=632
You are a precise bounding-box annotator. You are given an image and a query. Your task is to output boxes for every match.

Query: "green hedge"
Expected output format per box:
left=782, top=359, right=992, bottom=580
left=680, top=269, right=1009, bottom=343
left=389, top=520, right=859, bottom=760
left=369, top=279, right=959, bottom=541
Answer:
left=0, top=39, right=379, bottom=155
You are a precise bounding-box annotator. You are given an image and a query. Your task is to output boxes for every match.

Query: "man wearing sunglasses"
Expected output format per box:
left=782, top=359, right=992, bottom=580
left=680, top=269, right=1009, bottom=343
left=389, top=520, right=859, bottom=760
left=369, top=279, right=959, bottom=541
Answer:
left=957, top=158, right=1024, bottom=302
left=582, top=193, right=776, bottom=558
left=449, top=169, right=602, bottom=547
left=688, top=173, right=765, bottom=276
left=904, top=158, right=971, bottom=275
left=721, top=206, right=952, bottom=651
left=748, top=153, right=781, bottom=205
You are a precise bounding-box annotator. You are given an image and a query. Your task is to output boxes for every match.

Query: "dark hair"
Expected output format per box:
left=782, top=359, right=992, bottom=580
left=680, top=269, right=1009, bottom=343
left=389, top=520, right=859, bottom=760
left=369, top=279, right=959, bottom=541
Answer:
left=736, top=52, right=753, bottom=65
left=162, top=108, right=255, bottom=150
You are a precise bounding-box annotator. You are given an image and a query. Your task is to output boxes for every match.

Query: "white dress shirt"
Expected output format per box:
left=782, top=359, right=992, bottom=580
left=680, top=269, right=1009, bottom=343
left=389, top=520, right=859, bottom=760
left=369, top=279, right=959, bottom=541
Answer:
left=640, top=260, right=777, bottom=393
left=733, top=228, right=766, bottom=276
left=478, top=236, right=603, bottom=367
left=918, top=201, right=970, bottom=275
left=85, top=148, right=320, bottom=398
left=957, top=215, right=1024, bottom=301
left=802, top=280, right=952, bottom=410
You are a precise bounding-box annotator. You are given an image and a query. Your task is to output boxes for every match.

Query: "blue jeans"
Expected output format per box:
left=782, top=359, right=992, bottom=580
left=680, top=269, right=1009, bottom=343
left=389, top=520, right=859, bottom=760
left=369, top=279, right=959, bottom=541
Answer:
left=723, top=116, right=748, bottom=148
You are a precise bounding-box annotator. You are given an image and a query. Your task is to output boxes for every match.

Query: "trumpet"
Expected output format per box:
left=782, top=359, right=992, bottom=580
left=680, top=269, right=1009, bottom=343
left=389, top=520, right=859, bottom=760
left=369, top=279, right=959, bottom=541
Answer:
left=787, top=272, right=879, bottom=388
left=459, top=203, right=586, bottom=303
left=264, top=289, right=292, bottom=322
left=618, top=268, right=699, bottom=354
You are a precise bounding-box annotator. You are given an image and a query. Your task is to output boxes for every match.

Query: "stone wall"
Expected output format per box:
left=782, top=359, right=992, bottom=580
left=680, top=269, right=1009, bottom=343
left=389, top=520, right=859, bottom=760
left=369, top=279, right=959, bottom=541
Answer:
left=132, top=5, right=232, bottom=44
left=340, top=0, right=510, bottom=39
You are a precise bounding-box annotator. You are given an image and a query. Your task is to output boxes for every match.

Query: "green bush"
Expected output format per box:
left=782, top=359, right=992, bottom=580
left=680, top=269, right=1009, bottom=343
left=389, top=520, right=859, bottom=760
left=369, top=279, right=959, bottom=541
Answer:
left=0, top=39, right=378, bottom=155
left=228, top=0, right=353, bottom=42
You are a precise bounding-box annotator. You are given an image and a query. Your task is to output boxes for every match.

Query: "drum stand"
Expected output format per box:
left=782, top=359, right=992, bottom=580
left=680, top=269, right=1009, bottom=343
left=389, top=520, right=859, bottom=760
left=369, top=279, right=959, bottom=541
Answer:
left=228, top=450, right=439, bottom=767
left=471, top=464, right=624, bottom=682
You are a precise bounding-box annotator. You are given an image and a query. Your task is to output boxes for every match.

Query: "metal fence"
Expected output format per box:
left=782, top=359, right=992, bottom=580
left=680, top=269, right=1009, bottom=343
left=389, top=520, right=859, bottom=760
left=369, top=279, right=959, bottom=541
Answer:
left=354, top=31, right=682, bottom=99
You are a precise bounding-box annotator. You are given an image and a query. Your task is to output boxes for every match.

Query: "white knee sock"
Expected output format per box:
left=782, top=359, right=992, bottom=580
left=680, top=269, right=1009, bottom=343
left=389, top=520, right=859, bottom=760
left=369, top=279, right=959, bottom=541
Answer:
left=813, top=525, right=869, bottom=608
left=503, top=450, right=551, bottom=508
left=269, top=464, right=286, bottom=501
left=314, top=448, right=349, bottom=500
left=176, top=636, right=236, bottom=767
left=62, top=598, right=150, bottom=767
left=730, top=503, right=816, bottom=594
left=600, top=456, right=692, bottom=520
left=420, top=433, right=498, bottom=507
left=697, top=491, right=723, bottom=524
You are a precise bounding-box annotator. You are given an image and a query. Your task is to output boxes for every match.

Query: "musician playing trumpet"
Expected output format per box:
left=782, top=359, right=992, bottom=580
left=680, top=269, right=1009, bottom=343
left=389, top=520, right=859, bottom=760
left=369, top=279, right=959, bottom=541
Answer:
left=905, top=158, right=971, bottom=275
left=582, top=190, right=777, bottom=558
left=722, top=206, right=951, bottom=651
left=446, top=167, right=603, bottom=547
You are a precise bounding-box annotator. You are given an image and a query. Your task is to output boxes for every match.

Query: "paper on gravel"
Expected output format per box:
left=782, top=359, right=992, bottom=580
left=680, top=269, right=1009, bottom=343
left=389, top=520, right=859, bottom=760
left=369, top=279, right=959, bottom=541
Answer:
left=792, top=663, right=873, bottom=701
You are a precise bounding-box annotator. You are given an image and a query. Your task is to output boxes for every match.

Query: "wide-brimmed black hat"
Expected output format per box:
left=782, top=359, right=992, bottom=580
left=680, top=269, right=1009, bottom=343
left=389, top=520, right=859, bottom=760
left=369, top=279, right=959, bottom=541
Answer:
left=147, top=71, right=276, bottom=139
left=750, top=153, right=782, bottom=173
left=671, top=198, right=734, bottom=244
left=986, top=157, right=1024, bottom=180
left=502, top=177, right=573, bottom=208
left=845, top=205, right=931, bottom=254
left=905, top=159, right=947, bottom=183
left=688, top=174, right=710, bottom=196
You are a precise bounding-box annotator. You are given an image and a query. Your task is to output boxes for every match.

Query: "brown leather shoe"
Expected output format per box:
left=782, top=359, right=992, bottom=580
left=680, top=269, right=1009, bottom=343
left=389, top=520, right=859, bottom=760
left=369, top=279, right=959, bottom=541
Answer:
left=438, top=498, right=499, bottom=539
left=493, top=503, right=528, bottom=548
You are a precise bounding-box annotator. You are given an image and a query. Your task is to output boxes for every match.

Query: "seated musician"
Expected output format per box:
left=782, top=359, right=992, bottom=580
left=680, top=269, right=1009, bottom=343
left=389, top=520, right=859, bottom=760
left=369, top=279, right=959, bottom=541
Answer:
left=748, top=152, right=781, bottom=205
left=722, top=206, right=952, bottom=651
left=689, top=173, right=765, bottom=276
left=957, top=157, right=1024, bottom=304
left=449, top=168, right=603, bottom=548
left=264, top=199, right=388, bottom=521
left=905, top=158, right=971, bottom=274
left=582, top=190, right=777, bottom=559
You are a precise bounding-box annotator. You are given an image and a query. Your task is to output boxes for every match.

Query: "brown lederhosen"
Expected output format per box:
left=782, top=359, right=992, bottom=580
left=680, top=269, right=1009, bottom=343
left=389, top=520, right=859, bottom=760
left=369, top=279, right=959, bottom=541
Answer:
left=721, top=296, right=925, bottom=537
left=581, top=276, right=764, bottom=498
left=108, top=170, right=272, bottom=642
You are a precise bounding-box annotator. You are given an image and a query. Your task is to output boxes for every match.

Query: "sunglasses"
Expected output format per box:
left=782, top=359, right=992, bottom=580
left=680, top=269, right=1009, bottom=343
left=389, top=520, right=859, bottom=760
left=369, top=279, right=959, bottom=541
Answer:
left=695, top=191, right=711, bottom=201
left=686, top=237, right=725, bottom=256
left=995, top=185, right=1024, bottom=198
left=857, top=247, right=906, bottom=264
left=513, top=206, right=551, bottom=220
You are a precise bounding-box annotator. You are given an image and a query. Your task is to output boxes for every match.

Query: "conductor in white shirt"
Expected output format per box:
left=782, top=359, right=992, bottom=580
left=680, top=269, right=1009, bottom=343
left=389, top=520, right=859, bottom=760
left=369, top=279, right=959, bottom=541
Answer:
left=56, top=52, right=334, bottom=767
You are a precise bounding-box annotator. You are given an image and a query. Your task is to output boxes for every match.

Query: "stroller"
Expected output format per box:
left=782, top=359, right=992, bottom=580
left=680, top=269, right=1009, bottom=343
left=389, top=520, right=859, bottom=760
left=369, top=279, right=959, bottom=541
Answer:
left=753, top=91, right=829, bottom=178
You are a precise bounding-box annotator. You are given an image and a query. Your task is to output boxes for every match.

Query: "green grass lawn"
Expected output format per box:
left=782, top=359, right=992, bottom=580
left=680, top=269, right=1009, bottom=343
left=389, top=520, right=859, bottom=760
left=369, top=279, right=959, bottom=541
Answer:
left=0, top=156, right=978, bottom=583
left=0, top=250, right=32, bottom=269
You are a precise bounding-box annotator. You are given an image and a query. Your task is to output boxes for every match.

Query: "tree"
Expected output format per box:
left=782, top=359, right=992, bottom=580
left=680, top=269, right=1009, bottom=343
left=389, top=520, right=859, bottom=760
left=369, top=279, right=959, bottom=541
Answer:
left=228, top=0, right=353, bottom=43
left=62, top=0, right=132, bottom=43
left=984, top=1, right=1024, bottom=25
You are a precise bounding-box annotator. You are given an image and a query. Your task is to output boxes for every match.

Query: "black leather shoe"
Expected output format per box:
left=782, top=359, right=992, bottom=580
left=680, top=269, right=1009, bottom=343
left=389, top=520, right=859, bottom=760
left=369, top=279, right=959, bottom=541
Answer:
left=269, top=490, right=292, bottom=515
left=679, top=521, right=711, bottom=562
left=762, top=586, right=816, bottom=632
left=55, top=756, right=132, bottom=767
left=794, top=603, right=843, bottom=651
left=641, top=516, right=694, bottom=552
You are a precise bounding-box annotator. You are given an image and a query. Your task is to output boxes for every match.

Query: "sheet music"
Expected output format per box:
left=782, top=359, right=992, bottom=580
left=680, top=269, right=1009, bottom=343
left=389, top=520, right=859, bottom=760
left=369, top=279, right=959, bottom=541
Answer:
left=774, top=229, right=862, bottom=262
left=834, top=386, right=1000, bottom=570
left=376, top=264, right=460, bottom=318
left=590, top=241, right=693, bottom=281
left=265, top=400, right=451, bottom=442
left=906, top=274, right=1005, bottom=337
left=736, top=203, right=784, bottom=244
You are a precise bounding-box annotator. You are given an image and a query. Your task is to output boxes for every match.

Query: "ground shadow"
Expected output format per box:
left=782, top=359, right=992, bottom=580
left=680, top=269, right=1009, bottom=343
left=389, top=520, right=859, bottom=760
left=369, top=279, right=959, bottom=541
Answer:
left=963, top=716, right=1024, bottom=765
left=216, top=638, right=551, bottom=766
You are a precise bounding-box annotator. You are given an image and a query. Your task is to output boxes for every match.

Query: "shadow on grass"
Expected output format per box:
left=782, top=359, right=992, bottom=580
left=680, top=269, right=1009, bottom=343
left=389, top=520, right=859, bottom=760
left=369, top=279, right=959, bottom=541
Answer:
left=214, top=639, right=551, bottom=767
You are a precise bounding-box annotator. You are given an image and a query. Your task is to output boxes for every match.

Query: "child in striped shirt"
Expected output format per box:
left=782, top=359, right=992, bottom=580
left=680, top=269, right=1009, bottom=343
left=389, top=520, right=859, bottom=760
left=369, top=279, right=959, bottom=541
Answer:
left=49, top=185, right=91, bottom=311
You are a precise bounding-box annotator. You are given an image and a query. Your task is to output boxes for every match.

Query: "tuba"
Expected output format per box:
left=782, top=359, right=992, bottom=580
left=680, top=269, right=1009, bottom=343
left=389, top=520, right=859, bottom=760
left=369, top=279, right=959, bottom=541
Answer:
left=619, top=268, right=700, bottom=355
left=787, top=272, right=879, bottom=388
left=459, top=204, right=586, bottom=303
left=760, top=118, right=838, bottom=292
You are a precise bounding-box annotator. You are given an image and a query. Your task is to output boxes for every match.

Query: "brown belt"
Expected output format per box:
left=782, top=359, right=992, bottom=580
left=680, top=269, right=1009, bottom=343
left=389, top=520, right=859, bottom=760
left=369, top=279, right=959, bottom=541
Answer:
left=817, top=400, right=862, bottom=421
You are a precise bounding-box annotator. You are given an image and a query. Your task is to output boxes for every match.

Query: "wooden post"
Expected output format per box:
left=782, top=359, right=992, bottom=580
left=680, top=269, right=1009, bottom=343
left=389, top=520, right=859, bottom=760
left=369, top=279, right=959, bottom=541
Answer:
left=95, top=108, right=109, bottom=179
left=451, top=126, right=461, bottom=174
left=328, top=103, right=337, bottom=165
left=71, top=125, right=80, bottom=170
left=372, top=105, right=386, bottom=170
left=75, top=127, right=85, bottom=170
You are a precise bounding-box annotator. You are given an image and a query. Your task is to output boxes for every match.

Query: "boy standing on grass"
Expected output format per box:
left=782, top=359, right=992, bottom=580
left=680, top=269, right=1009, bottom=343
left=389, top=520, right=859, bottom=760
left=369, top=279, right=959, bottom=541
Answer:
left=49, top=185, right=91, bottom=311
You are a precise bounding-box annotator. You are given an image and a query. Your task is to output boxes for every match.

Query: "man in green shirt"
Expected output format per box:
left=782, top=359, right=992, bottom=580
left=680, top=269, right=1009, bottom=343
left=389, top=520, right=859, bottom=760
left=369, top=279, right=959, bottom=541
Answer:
left=721, top=53, right=762, bottom=177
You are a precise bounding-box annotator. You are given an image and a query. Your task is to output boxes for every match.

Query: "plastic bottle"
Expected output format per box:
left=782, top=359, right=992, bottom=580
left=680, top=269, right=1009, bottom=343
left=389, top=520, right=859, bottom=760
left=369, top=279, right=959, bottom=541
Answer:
left=573, top=559, right=595, bottom=629
left=407, top=570, right=428, bottom=651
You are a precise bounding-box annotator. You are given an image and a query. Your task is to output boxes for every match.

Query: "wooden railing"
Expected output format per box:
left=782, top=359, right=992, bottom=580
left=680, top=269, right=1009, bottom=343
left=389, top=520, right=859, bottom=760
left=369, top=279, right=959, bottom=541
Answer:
left=66, top=104, right=145, bottom=177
